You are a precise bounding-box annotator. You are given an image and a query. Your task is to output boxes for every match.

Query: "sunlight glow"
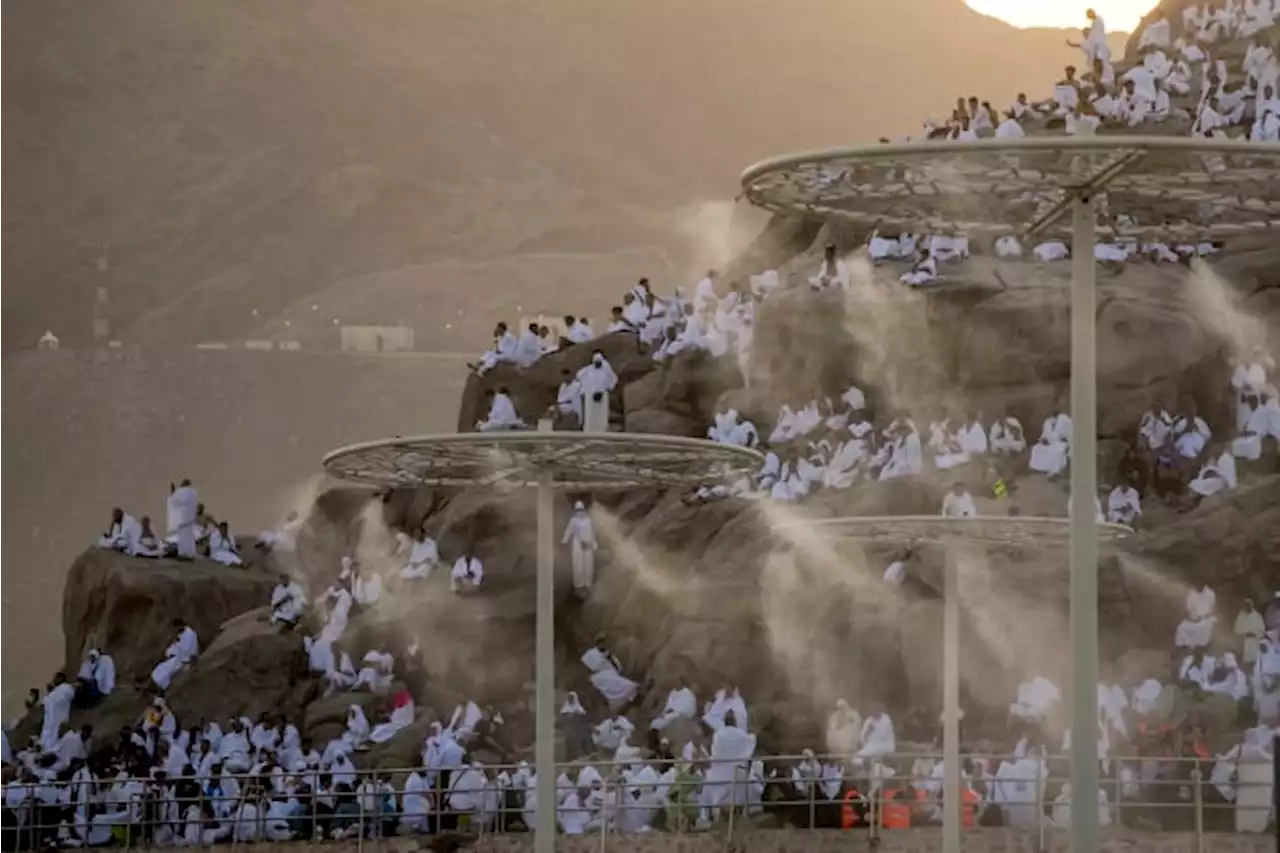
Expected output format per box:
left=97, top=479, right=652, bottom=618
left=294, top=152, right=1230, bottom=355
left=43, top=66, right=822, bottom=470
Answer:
left=965, top=0, right=1157, bottom=31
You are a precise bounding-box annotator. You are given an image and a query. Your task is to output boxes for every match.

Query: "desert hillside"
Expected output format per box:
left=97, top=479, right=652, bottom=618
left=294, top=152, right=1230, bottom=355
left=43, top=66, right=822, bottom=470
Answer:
left=1, top=0, right=1130, bottom=702
left=2, top=0, right=1125, bottom=350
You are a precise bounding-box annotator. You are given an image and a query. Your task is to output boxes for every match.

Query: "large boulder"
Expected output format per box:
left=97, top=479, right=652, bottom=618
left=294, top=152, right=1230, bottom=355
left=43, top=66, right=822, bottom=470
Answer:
left=166, top=607, right=313, bottom=726
left=60, top=548, right=276, bottom=686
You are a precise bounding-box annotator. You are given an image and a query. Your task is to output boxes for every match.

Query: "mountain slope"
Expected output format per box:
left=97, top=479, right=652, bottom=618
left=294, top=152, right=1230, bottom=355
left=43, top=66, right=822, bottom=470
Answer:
left=3, top=0, right=1124, bottom=351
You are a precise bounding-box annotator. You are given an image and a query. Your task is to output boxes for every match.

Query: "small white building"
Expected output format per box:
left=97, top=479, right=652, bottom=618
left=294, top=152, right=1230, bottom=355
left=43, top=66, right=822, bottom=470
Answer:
left=340, top=324, right=415, bottom=353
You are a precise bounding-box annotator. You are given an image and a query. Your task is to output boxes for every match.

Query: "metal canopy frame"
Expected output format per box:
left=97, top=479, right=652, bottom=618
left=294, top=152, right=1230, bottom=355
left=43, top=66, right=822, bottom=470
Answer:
left=741, top=136, right=1280, bottom=853
left=739, top=136, right=1280, bottom=241
left=322, top=431, right=764, bottom=490
left=776, top=514, right=1130, bottom=853
left=323, top=425, right=762, bottom=853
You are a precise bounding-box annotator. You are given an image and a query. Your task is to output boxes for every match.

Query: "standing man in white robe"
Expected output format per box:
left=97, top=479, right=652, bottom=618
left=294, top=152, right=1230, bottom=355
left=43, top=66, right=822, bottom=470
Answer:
left=809, top=244, right=850, bottom=291
left=576, top=351, right=618, bottom=434
left=168, top=480, right=200, bottom=560
left=40, top=673, right=77, bottom=751
left=562, top=501, right=598, bottom=594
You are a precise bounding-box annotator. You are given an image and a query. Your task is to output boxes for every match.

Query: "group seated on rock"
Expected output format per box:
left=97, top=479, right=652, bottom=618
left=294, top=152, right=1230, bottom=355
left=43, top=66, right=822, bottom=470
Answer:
left=95, top=479, right=245, bottom=567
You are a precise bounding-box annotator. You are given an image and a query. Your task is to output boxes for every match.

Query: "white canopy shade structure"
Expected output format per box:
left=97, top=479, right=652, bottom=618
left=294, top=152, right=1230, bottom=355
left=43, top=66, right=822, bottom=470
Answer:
left=773, top=513, right=1133, bottom=853
left=323, top=425, right=762, bottom=853
left=744, top=136, right=1280, bottom=853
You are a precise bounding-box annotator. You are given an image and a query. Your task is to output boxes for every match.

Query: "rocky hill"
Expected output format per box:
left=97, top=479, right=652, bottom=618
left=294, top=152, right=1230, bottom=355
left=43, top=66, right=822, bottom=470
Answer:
left=18, top=255, right=1280, bottom=761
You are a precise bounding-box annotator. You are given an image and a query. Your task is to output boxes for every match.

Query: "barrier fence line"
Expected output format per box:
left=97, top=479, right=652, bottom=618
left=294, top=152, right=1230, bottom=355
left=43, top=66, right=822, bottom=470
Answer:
left=2, top=751, right=1274, bottom=848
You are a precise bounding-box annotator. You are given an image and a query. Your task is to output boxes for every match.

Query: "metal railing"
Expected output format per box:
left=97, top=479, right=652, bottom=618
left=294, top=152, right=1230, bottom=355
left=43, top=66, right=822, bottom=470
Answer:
left=2, top=750, right=1274, bottom=849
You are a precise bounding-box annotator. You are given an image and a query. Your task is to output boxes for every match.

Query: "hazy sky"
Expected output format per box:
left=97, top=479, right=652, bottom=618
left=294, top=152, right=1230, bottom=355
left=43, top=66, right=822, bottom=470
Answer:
left=966, top=0, right=1156, bottom=31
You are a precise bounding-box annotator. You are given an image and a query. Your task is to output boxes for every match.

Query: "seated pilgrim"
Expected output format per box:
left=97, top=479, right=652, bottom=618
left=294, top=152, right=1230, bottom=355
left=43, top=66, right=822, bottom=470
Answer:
left=77, top=648, right=117, bottom=702
left=476, top=388, right=525, bottom=432
left=568, top=316, right=595, bottom=344
left=854, top=704, right=896, bottom=762
left=398, top=528, right=440, bottom=580
left=270, top=574, right=306, bottom=627
left=1189, top=447, right=1238, bottom=497
left=151, top=619, right=200, bottom=691
left=581, top=636, right=640, bottom=711
left=354, top=649, right=395, bottom=693
left=1010, top=676, right=1061, bottom=722
left=370, top=689, right=416, bottom=744
left=1203, top=653, right=1250, bottom=701
left=208, top=521, right=243, bottom=566
left=1176, top=585, right=1217, bottom=649
left=132, top=516, right=166, bottom=558
left=996, top=112, right=1026, bottom=139
left=868, top=231, right=901, bottom=263
left=1139, top=407, right=1175, bottom=452
left=515, top=322, right=544, bottom=368
left=98, top=508, right=142, bottom=553
left=1105, top=482, right=1142, bottom=526
left=900, top=248, right=939, bottom=287
left=651, top=681, right=698, bottom=731
left=556, top=369, right=584, bottom=425
left=475, top=322, right=518, bottom=375
left=877, top=418, right=925, bottom=480
left=1179, top=650, right=1217, bottom=692
left=930, top=416, right=971, bottom=470
left=989, top=415, right=1027, bottom=454
left=941, top=483, right=977, bottom=518
left=1029, top=412, right=1072, bottom=477
left=958, top=414, right=988, bottom=456
left=450, top=555, right=484, bottom=592
left=591, top=715, right=635, bottom=752
left=826, top=699, right=863, bottom=756
left=258, top=510, right=302, bottom=553
left=1033, top=240, right=1070, bottom=262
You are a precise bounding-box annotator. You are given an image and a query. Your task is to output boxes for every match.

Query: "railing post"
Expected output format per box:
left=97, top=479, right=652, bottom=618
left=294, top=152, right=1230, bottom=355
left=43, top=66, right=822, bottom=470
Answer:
left=1036, top=750, right=1046, bottom=853
left=808, top=778, right=816, bottom=831
left=357, top=776, right=365, bottom=853
left=1191, top=766, right=1204, bottom=853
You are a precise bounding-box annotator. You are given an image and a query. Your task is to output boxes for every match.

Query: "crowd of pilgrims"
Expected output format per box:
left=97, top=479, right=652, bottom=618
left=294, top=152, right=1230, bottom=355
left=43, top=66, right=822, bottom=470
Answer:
left=860, top=4, right=1280, bottom=289
left=6, top=7, right=1280, bottom=844
left=6, top=584, right=1280, bottom=845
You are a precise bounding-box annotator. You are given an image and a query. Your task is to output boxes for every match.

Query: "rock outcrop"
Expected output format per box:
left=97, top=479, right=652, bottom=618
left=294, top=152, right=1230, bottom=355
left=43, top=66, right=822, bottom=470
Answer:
left=26, top=230, right=1280, bottom=764
left=59, top=546, right=276, bottom=686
